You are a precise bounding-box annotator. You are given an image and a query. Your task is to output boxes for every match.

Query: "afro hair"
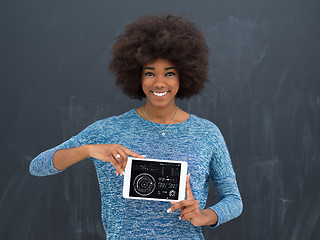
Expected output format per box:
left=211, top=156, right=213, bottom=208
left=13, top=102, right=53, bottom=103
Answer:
left=109, top=14, right=209, bottom=99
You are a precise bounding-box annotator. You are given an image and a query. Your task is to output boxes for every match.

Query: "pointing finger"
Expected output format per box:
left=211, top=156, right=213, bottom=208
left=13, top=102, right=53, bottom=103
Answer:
left=121, top=146, right=145, bottom=159
left=167, top=200, right=194, bottom=213
left=186, top=174, right=194, bottom=200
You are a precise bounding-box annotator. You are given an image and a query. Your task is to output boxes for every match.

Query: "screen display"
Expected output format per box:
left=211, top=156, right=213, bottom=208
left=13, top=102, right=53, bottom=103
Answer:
left=129, top=159, right=181, bottom=200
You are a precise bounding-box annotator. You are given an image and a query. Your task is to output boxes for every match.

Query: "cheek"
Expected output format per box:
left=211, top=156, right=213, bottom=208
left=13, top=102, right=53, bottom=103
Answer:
left=173, top=79, right=180, bottom=92
left=141, top=79, right=149, bottom=94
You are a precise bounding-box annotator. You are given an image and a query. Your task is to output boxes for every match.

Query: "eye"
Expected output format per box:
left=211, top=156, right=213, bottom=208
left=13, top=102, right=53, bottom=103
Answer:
left=165, top=72, right=176, bottom=76
left=145, top=72, right=155, bottom=77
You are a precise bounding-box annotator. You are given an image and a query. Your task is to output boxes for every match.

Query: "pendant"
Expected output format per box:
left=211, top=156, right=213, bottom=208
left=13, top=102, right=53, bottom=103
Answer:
left=162, top=132, right=165, bottom=136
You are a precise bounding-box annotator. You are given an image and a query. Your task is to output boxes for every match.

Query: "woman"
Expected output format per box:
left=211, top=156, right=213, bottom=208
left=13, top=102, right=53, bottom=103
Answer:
left=30, top=14, right=242, bottom=239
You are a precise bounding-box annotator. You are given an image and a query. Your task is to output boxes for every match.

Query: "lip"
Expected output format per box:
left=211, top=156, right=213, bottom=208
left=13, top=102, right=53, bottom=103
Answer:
left=151, top=91, right=169, bottom=97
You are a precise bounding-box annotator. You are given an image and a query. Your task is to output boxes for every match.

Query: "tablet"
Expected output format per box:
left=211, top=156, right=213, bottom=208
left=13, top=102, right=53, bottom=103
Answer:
left=123, top=157, right=188, bottom=202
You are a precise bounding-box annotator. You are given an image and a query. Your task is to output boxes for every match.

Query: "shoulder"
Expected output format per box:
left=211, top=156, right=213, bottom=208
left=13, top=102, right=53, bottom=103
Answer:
left=189, top=114, right=221, bottom=133
left=76, top=109, right=136, bottom=136
left=89, top=109, right=136, bottom=127
left=187, top=114, right=226, bottom=146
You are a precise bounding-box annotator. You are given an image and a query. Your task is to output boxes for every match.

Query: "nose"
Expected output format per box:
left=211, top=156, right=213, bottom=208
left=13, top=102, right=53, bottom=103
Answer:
left=154, top=75, right=166, bottom=88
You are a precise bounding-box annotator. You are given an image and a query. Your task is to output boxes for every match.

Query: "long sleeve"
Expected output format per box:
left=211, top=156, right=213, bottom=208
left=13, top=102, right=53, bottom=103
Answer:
left=29, top=137, right=81, bottom=176
left=208, top=125, right=243, bottom=227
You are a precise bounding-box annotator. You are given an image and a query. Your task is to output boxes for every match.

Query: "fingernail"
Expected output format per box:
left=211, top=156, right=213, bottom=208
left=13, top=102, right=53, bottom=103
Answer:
left=142, top=155, right=147, bottom=158
left=121, top=171, right=125, bottom=176
left=167, top=208, right=172, bottom=213
left=179, top=216, right=182, bottom=220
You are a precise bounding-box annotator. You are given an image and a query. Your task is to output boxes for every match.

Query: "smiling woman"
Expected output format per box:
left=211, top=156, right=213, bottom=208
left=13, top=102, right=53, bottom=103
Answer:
left=29, top=14, right=242, bottom=240
left=139, top=58, right=181, bottom=121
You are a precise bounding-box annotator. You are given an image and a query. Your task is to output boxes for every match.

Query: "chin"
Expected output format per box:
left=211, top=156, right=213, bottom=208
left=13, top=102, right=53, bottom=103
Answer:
left=148, top=99, right=176, bottom=109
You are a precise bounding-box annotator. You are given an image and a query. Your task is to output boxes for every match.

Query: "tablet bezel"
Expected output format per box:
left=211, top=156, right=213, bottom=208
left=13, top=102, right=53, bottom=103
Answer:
left=123, top=157, right=188, bottom=202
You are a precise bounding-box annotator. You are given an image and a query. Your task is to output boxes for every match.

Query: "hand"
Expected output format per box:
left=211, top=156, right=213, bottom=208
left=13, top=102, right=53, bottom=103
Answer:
left=86, top=144, right=145, bottom=175
left=168, top=174, right=218, bottom=226
left=168, top=174, right=204, bottom=226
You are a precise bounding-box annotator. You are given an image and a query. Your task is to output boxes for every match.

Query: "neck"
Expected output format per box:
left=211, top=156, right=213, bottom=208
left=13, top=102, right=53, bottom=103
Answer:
left=143, top=102, right=178, bottom=124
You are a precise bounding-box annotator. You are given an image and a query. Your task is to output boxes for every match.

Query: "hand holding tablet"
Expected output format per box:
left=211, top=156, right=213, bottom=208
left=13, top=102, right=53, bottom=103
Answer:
left=123, top=157, right=188, bottom=202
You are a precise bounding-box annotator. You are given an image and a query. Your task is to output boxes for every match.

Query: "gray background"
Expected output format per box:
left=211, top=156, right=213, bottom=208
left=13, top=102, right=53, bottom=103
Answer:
left=1, top=0, right=320, bottom=239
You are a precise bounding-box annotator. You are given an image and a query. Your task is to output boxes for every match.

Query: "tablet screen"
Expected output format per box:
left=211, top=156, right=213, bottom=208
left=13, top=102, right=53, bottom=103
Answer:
left=128, top=158, right=183, bottom=201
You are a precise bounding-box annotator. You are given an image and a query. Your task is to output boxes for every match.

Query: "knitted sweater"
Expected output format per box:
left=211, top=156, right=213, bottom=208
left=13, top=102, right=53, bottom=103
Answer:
left=30, top=109, right=243, bottom=240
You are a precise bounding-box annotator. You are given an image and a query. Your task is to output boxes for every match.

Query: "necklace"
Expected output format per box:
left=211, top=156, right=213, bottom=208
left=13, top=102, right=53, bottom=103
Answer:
left=143, top=106, right=179, bottom=136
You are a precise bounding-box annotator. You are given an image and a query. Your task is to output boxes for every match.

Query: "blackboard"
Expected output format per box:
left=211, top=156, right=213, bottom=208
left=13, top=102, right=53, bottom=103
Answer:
left=1, top=0, right=319, bottom=239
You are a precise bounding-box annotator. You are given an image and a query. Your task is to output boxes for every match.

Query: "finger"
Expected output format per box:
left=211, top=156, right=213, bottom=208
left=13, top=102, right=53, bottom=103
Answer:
left=186, top=173, right=194, bottom=200
left=121, top=146, right=145, bottom=158
left=169, top=202, right=183, bottom=212
left=167, top=200, right=194, bottom=213
left=109, top=154, right=125, bottom=175
left=168, top=202, right=182, bottom=213
left=113, top=152, right=123, bottom=167
left=112, top=149, right=127, bottom=170
left=117, top=149, right=128, bottom=170
left=112, top=150, right=124, bottom=172
left=181, top=211, right=197, bottom=221
left=180, top=203, right=197, bottom=216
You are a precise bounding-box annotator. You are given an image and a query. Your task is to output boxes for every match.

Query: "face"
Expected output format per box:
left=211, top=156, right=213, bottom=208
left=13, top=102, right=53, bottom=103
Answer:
left=141, top=58, right=179, bottom=108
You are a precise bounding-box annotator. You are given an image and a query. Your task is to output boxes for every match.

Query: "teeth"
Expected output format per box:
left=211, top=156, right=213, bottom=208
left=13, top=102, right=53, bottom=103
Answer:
left=153, top=91, right=168, bottom=97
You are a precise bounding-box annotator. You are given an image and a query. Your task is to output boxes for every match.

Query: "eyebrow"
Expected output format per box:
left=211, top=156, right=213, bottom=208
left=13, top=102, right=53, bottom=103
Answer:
left=144, top=67, right=176, bottom=70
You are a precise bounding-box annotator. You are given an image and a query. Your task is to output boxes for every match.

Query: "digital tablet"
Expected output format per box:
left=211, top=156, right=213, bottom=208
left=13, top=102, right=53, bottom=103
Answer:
left=123, top=157, right=188, bottom=202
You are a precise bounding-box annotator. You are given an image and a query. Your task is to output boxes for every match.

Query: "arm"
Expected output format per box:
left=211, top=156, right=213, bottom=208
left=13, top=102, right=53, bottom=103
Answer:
left=29, top=137, right=81, bottom=177
left=52, top=146, right=89, bottom=171
left=207, top=125, right=243, bottom=227
left=169, top=125, right=242, bottom=227
left=29, top=119, right=145, bottom=177
left=30, top=141, right=144, bottom=177
left=208, top=174, right=243, bottom=227
left=53, top=144, right=145, bottom=174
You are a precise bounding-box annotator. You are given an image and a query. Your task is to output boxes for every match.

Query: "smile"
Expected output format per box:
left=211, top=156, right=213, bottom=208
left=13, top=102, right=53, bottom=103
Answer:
left=152, top=91, right=169, bottom=97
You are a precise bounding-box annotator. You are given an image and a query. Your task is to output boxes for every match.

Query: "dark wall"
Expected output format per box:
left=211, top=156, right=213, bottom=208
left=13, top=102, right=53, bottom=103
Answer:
left=1, top=0, right=320, bottom=239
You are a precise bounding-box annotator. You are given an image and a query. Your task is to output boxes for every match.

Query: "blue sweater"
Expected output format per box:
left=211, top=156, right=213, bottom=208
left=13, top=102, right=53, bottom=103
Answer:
left=30, top=109, right=242, bottom=239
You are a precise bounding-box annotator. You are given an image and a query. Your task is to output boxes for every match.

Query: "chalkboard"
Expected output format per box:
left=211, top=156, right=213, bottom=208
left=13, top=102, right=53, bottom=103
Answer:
left=1, top=0, right=320, bottom=239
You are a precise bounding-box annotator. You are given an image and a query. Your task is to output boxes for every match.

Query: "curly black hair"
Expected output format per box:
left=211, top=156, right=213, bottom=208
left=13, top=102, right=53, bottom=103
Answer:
left=109, top=14, right=209, bottom=99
